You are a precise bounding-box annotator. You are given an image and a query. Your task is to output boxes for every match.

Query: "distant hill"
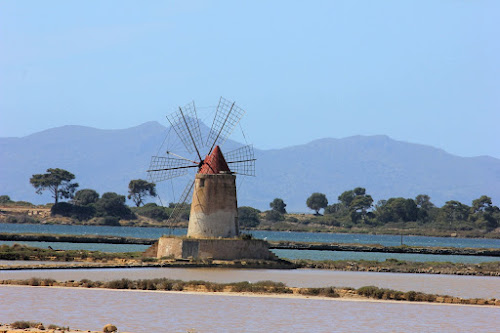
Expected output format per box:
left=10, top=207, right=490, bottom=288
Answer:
left=1, top=122, right=499, bottom=212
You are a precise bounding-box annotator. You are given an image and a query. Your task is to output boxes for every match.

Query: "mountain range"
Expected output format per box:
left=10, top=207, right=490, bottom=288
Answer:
left=1, top=121, right=499, bottom=212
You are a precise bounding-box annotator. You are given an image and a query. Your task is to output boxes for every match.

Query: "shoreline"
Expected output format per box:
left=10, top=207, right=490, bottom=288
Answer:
left=1, top=220, right=499, bottom=240
left=1, top=256, right=499, bottom=276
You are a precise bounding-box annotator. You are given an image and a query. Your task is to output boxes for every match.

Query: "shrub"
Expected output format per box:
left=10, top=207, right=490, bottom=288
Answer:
left=11, top=321, right=38, bottom=329
left=133, top=203, right=170, bottom=221
left=157, top=279, right=174, bottom=291
left=28, top=277, right=40, bottom=286
left=238, top=206, right=261, bottom=228
left=13, top=201, right=34, bottom=206
left=299, top=288, right=320, bottom=296
left=265, top=210, right=284, bottom=222
left=404, top=291, right=417, bottom=301
left=5, top=215, right=38, bottom=224
left=299, top=287, right=339, bottom=297
left=51, top=202, right=74, bottom=216
left=47, top=324, right=70, bottom=330
left=51, top=202, right=96, bottom=220
left=94, top=216, right=121, bottom=226
left=105, top=278, right=133, bottom=289
left=357, top=286, right=379, bottom=298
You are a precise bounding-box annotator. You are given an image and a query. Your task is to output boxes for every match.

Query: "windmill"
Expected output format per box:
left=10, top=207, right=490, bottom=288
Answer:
left=147, top=97, right=256, bottom=238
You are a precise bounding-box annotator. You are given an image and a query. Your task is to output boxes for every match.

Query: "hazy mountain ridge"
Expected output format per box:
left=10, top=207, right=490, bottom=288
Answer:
left=1, top=122, right=499, bottom=212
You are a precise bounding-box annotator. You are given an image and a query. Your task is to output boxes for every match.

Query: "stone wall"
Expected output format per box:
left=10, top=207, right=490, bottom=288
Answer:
left=157, top=236, right=277, bottom=260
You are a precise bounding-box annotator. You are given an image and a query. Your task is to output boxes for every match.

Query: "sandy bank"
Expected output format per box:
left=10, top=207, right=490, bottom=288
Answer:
left=1, top=278, right=499, bottom=308
left=0, top=322, right=124, bottom=333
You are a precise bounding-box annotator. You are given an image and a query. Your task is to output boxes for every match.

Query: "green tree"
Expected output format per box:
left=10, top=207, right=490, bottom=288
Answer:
left=375, top=198, right=418, bottom=223
left=73, top=189, right=100, bottom=206
left=350, top=195, right=374, bottom=223
left=324, top=202, right=348, bottom=216
left=415, top=194, right=435, bottom=222
left=238, top=206, right=261, bottom=228
left=95, top=192, right=134, bottom=219
left=29, top=168, right=79, bottom=204
left=128, top=179, right=157, bottom=207
left=269, top=198, right=287, bottom=214
left=0, top=195, right=12, bottom=204
left=469, top=195, right=499, bottom=230
left=306, top=193, right=328, bottom=215
left=438, top=200, right=470, bottom=225
left=333, top=187, right=373, bottom=223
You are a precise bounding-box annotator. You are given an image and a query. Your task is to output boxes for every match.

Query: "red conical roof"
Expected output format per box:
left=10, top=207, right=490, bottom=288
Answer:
left=199, top=146, right=231, bottom=174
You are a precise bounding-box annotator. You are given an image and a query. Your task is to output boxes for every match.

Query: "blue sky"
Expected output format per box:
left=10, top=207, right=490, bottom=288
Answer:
left=1, top=1, right=499, bottom=157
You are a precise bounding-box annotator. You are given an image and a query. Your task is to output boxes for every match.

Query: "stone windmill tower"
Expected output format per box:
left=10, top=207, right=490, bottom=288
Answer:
left=188, top=145, right=239, bottom=238
left=146, top=98, right=274, bottom=260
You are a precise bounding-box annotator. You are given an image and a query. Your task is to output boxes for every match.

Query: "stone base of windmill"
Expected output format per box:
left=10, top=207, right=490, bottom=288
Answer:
left=153, top=236, right=278, bottom=261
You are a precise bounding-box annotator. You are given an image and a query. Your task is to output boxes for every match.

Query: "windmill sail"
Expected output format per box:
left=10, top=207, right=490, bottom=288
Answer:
left=166, top=101, right=204, bottom=158
left=147, top=156, right=197, bottom=183
left=206, top=97, right=246, bottom=153
left=225, top=144, right=256, bottom=176
left=166, top=179, right=194, bottom=224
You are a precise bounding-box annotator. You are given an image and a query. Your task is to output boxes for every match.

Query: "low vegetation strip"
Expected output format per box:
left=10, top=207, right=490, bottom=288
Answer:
left=0, top=244, right=141, bottom=261
left=292, top=259, right=500, bottom=276
left=1, top=278, right=499, bottom=306
left=1, top=245, right=499, bottom=276
left=0, top=321, right=115, bottom=333
left=270, top=241, right=500, bottom=257
left=0, top=233, right=154, bottom=245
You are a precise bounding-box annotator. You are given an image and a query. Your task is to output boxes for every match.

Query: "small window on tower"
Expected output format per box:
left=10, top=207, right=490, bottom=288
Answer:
left=200, top=179, right=205, bottom=187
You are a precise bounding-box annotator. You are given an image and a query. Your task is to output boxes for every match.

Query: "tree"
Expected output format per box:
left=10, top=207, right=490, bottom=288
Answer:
left=333, top=187, right=373, bottom=223
left=128, top=179, right=157, bottom=207
left=350, top=195, right=374, bottom=223
left=324, top=203, right=348, bottom=216
left=375, top=198, right=418, bottom=223
left=471, top=195, right=493, bottom=214
left=0, top=195, right=12, bottom=204
left=439, top=200, right=470, bottom=225
left=469, top=195, right=499, bottom=230
left=29, top=168, right=79, bottom=204
left=415, top=194, right=435, bottom=222
left=73, top=189, right=100, bottom=206
left=95, top=192, right=134, bottom=219
left=269, top=198, right=287, bottom=214
left=238, top=206, right=261, bottom=228
left=306, top=193, right=328, bottom=215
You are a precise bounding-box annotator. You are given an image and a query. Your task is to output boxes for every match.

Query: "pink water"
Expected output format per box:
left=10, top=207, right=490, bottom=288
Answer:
left=0, top=285, right=498, bottom=332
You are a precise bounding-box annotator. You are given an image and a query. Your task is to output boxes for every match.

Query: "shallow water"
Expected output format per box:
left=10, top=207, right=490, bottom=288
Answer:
left=1, top=267, right=498, bottom=299
left=2, top=223, right=499, bottom=248
left=0, top=286, right=498, bottom=332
